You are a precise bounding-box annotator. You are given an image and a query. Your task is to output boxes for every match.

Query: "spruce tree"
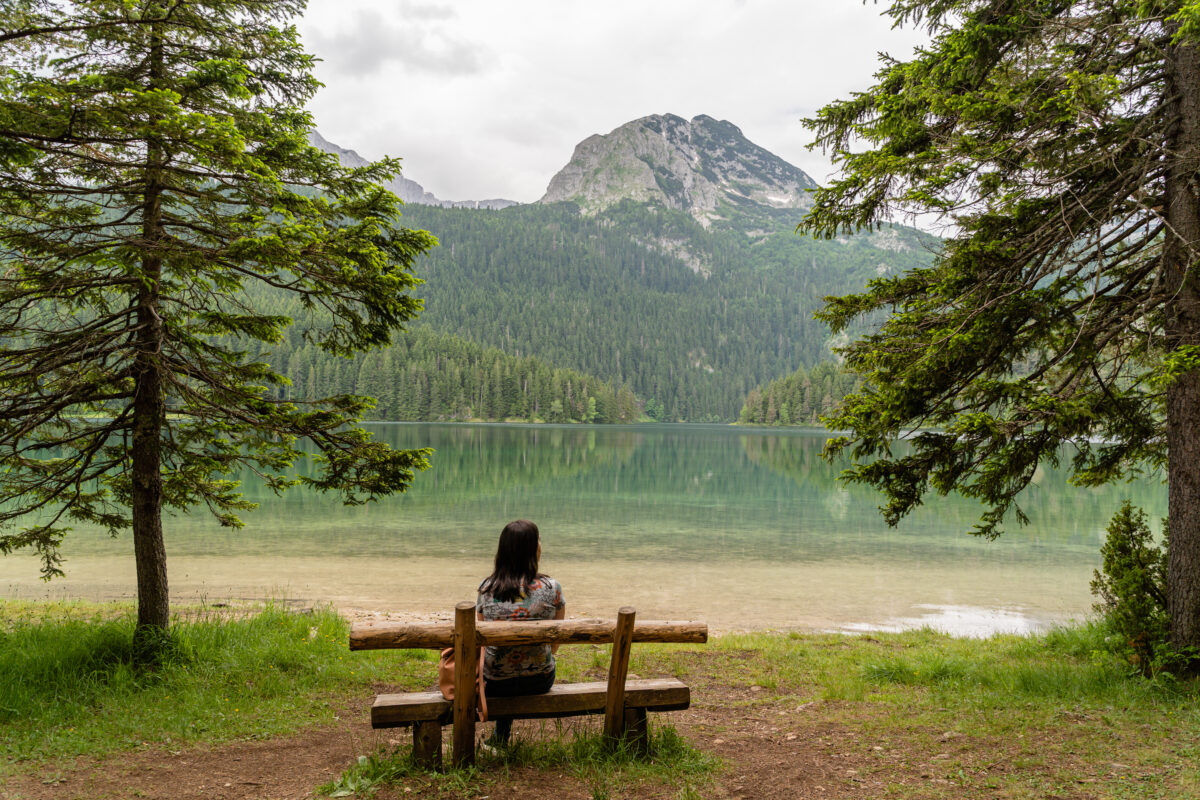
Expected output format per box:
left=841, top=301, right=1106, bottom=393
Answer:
left=803, top=0, right=1200, bottom=659
left=0, top=0, right=434, bottom=652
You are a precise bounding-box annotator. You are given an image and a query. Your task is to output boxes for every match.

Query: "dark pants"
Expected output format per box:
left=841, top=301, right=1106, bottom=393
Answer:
left=484, top=668, right=555, bottom=743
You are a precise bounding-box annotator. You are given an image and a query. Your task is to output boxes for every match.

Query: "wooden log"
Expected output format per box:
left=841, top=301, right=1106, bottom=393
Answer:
left=372, top=679, right=690, bottom=727
left=351, top=622, right=456, bottom=650
left=492, top=678, right=689, bottom=718
left=451, top=601, right=477, bottom=768
left=412, top=720, right=442, bottom=769
left=371, top=691, right=450, bottom=727
left=603, top=606, right=636, bottom=741
left=624, top=707, right=649, bottom=755
left=350, top=618, right=707, bottom=650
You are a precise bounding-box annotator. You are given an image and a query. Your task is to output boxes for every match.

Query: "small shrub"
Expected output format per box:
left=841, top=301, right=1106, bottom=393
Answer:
left=1090, top=501, right=1169, bottom=675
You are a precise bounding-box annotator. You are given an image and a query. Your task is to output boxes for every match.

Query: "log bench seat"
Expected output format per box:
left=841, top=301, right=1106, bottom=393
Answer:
left=373, top=677, right=692, bottom=727
left=350, top=603, right=705, bottom=769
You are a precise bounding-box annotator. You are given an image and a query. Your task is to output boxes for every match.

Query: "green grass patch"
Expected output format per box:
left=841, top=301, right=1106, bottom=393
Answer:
left=0, top=600, right=432, bottom=773
left=6, top=602, right=1200, bottom=798
left=683, top=624, right=1200, bottom=798
left=318, top=724, right=718, bottom=799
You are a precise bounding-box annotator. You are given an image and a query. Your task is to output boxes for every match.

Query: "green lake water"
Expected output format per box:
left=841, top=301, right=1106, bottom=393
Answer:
left=0, top=423, right=1168, bottom=635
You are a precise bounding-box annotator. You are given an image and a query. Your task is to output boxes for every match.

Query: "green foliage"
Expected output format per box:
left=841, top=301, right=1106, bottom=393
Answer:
left=0, top=2, right=433, bottom=588
left=799, top=0, right=1192, bottom=538
left=250, top=325, right=637, bottom=424
left=1091, top=502, right=1171, bottom=675
left=321, top=750, right=421, bottom=797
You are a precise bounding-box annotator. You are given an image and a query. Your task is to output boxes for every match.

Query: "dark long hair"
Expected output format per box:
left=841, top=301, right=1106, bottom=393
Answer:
left=480, top=520, right=542, bottom=603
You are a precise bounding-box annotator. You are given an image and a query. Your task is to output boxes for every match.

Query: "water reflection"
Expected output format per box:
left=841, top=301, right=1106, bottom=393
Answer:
left=838, top=605, right=1047, bottom=637
left=1, top=423, right=1168, bottom=634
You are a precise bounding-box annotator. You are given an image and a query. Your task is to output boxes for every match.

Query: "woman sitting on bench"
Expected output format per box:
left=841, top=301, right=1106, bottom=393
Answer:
left=477, top=519, right=566, bottom=747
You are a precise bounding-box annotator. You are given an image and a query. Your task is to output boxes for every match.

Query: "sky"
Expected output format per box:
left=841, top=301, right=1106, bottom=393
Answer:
left=297, top=1, right=930, bottom=204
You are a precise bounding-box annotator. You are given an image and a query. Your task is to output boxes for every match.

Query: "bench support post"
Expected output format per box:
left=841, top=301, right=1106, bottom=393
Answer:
left=603, top=606, right=636, bottom=742
left=624, top=707, right=649, bottom=755
left=451, top=601, right=478, bottom=768
left=413, top=720, right=442, bottom=769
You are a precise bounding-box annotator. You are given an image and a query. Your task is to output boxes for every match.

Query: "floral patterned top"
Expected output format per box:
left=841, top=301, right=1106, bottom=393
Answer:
left=476, top=575, right=565, bottom=680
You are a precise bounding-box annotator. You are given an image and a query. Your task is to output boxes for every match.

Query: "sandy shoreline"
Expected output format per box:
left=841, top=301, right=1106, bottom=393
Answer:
left=4, top=551, right=1091, bottom=637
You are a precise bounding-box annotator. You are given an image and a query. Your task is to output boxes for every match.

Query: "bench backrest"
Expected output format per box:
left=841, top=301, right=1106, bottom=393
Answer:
left=349, top=603, right=706, bottom=767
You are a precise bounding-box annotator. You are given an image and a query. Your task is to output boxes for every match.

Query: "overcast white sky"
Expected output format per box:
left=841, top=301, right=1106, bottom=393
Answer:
left=297, top=1, right=929, bottom=204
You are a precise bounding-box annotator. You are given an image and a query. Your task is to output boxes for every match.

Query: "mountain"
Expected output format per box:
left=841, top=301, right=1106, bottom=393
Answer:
left=539, top=114, right=817, bottom=226
left=308, top=131, right=516, bottom=210
left=278, top=117, right=933, bottom=422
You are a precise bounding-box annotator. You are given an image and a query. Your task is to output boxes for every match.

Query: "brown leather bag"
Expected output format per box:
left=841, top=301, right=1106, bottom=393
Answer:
left=438, top=647, right=488, bottom=721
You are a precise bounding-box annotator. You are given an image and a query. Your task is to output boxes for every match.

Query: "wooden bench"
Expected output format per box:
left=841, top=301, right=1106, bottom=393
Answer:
left=350, top=602, right=706, bottom=768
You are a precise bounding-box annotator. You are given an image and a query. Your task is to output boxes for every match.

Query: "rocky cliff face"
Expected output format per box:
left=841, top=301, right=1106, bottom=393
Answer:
left=539, top=114, right=817, bottom=224
left=308, top=131, right=516, bottom=210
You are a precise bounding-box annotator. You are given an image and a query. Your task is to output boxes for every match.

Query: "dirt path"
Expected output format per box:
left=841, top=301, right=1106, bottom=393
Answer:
left=4, top=679, right=900, bottom=800
left=1, top=650, right=1142, bottom=800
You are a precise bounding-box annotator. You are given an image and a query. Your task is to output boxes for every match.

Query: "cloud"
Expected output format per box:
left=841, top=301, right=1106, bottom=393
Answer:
left=398, top=1, right=455, bottom=21
left=302, top=0, right=930, bottom=202
left=306, top=7, right=485, bottom=78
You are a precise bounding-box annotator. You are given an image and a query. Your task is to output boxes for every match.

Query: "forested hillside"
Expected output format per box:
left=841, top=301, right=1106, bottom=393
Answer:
left=738, top=363, right=860, bottom=426
left=245, top=324, right=638, bottom=424
left=294, top=121, right=935, bottom=423
left=389, top=200, right=929, bottom=421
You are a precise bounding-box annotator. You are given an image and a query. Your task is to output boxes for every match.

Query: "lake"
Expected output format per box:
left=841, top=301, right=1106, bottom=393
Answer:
left=0, top=423, right=1168, bottom=635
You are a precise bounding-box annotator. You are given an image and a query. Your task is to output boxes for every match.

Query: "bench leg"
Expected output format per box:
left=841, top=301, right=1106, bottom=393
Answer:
left=623, top=707, right=649, bottom=755
left=413, top=720, right=442, bottom=770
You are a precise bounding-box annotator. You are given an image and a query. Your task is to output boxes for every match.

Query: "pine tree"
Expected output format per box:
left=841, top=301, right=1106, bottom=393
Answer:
left=0, top=0, right=434, bottom=653
left=802, top=0, right=1200, bottom=660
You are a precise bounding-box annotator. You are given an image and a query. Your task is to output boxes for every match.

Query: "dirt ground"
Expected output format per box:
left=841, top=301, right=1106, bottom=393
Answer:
left=0, top=647, right=1155, bottom=800
left=1, top=689, right=904, bottom=800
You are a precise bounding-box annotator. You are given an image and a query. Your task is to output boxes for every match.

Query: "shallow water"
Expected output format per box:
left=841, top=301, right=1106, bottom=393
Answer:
left=0, top=423, right=1167, bottom=635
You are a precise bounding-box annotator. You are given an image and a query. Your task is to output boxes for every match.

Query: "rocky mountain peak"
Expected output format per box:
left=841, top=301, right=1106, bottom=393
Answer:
left=538, top=114, right=817, bottom=223
left=308, top=132, right=516, bottom=210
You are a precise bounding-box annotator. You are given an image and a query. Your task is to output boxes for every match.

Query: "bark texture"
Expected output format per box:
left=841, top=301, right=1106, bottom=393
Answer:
left=131, top=24, right=169, bottom=643
left=1164, top=37, right=1200, bottom=654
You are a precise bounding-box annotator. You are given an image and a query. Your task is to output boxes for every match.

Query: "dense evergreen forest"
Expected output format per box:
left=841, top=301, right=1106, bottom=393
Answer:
left=240, top=199, right=929, bottom=423
left=737, top=362, right=861, bottom=426
left=247, top=325, right=638, bottom=424
left=389, top=200, right=929, bottom=422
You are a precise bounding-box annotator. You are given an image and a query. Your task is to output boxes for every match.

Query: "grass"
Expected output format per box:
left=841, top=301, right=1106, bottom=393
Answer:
left=0, top=599, right=433, bottom=774
left=608, top=624, right=1200, bottom=798
left=4, top=602, right=1200, bottom=798
left=319, top=724, right=718, bottom=799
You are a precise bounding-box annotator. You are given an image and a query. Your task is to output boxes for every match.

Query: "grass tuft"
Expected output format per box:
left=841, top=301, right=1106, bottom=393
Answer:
left=319, top=750, right=424, bottom=797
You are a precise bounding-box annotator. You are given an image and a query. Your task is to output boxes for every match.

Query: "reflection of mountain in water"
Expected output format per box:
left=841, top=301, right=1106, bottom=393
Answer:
left=53, top=424, right=1166, bottom=569
left=204, top=424, right=641, bottom=542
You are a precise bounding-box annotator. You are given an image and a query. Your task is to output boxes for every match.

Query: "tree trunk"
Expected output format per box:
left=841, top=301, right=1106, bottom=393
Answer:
left=132, top=20, right=169, bottom=652
left=1163, top=37, right=1200, bottom=659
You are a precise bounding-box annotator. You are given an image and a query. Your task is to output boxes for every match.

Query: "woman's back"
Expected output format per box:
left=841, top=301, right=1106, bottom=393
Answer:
left=476, top=519, right=565, bottom=747
left=477, top=575, right=564, bottom=680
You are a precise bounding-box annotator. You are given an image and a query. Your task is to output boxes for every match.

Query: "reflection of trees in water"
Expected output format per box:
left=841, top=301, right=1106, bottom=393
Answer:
left=741, top=433, right=1167, bottom=547
left=53, top=425, right=1168, bottom=565
left=388, top=424, right=641, bottom=499
left=231, top=424, right=641, bottom=514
